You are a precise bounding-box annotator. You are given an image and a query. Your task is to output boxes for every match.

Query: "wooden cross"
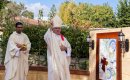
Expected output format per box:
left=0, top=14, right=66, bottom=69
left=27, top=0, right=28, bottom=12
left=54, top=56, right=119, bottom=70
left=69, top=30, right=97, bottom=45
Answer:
left=101, top=57, right=108, bottom=72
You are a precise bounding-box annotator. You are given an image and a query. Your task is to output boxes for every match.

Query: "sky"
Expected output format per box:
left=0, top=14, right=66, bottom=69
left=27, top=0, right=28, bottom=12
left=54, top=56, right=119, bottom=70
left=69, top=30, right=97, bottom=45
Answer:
left=13, top=0, right=118, bottom=20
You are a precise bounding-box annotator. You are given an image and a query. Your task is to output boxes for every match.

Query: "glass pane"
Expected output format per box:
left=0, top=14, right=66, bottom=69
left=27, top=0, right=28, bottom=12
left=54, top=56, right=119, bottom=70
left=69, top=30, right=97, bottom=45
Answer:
left=99, top=39, right=116, bottom=80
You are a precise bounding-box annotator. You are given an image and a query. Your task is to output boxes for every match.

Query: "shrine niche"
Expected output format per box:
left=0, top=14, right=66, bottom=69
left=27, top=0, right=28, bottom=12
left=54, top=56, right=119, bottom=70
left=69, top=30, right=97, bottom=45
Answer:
left=96, top=32, right=121, bottom=80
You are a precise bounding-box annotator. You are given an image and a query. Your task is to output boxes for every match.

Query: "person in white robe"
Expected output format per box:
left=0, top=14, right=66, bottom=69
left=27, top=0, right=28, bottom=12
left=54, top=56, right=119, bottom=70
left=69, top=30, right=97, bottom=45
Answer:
left=44, top=15, right=71, bottom=80
left=4, top=22, right=31, bottom=80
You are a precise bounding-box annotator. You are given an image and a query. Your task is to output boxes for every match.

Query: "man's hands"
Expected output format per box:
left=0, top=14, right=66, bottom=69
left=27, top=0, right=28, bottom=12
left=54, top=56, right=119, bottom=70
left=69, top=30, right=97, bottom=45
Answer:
left=20, top=46, right=27, bottom=51
left=16, top=43, right=22, bottom=48
left=60, top=44, right=67, bottom=51
left=16, top=43, right=27, bottom=51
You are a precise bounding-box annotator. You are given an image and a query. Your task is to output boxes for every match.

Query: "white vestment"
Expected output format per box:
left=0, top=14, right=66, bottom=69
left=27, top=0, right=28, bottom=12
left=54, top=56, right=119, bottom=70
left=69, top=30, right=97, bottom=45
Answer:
left=4, top=31, right=31, bottom=80
left=44, top=28, right=71, bottom=80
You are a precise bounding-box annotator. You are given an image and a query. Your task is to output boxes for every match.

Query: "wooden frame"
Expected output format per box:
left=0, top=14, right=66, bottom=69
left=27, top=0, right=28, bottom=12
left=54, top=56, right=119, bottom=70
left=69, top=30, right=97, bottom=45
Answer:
left=96, top=32, right=122, bottom=80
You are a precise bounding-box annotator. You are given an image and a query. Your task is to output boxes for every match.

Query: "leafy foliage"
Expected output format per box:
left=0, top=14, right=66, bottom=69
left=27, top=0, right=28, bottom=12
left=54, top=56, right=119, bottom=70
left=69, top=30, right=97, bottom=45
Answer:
left=59, top=2, right=116, bottom=28
left=38, top=8, right=44, bottom=20
left=22, top=10, right=34, bottom=19
left=1, top=24, right=89, bottom=66
left=0, top=0, right=9, bottom=10
left=48, top=4, right=57, bottom=20
left=117, top=0, right=130, bottom=27
left=62, top=27, right=89, bottom=58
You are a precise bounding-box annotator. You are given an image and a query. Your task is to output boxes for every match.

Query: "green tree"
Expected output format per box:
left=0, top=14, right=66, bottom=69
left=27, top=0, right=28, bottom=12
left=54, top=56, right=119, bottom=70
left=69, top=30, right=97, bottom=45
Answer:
left=0, top=0, right=10, bottom=26
left=48, top=4, right=57, bottom=20
left=91, top=4, right=116, bottom=28
left=22, top=10, right=34, bottom=19
left=0, top=0, right=9, bottom=10
left=0, top=2, right=29, bottom=30
left=59, top=2, right=76, bottom=25
left=59, top=2, right=116, bottom=28
left=117, top=0, right=130, bottom=27
left=1, top=1, right=36, bottom=27
left=5, top=2, right=25, bottom=19
left=0, top=1, right=5, bottom=10
left=72, top=3, right=93, bottom=28
left=38, top=8, right=43, bottom=20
